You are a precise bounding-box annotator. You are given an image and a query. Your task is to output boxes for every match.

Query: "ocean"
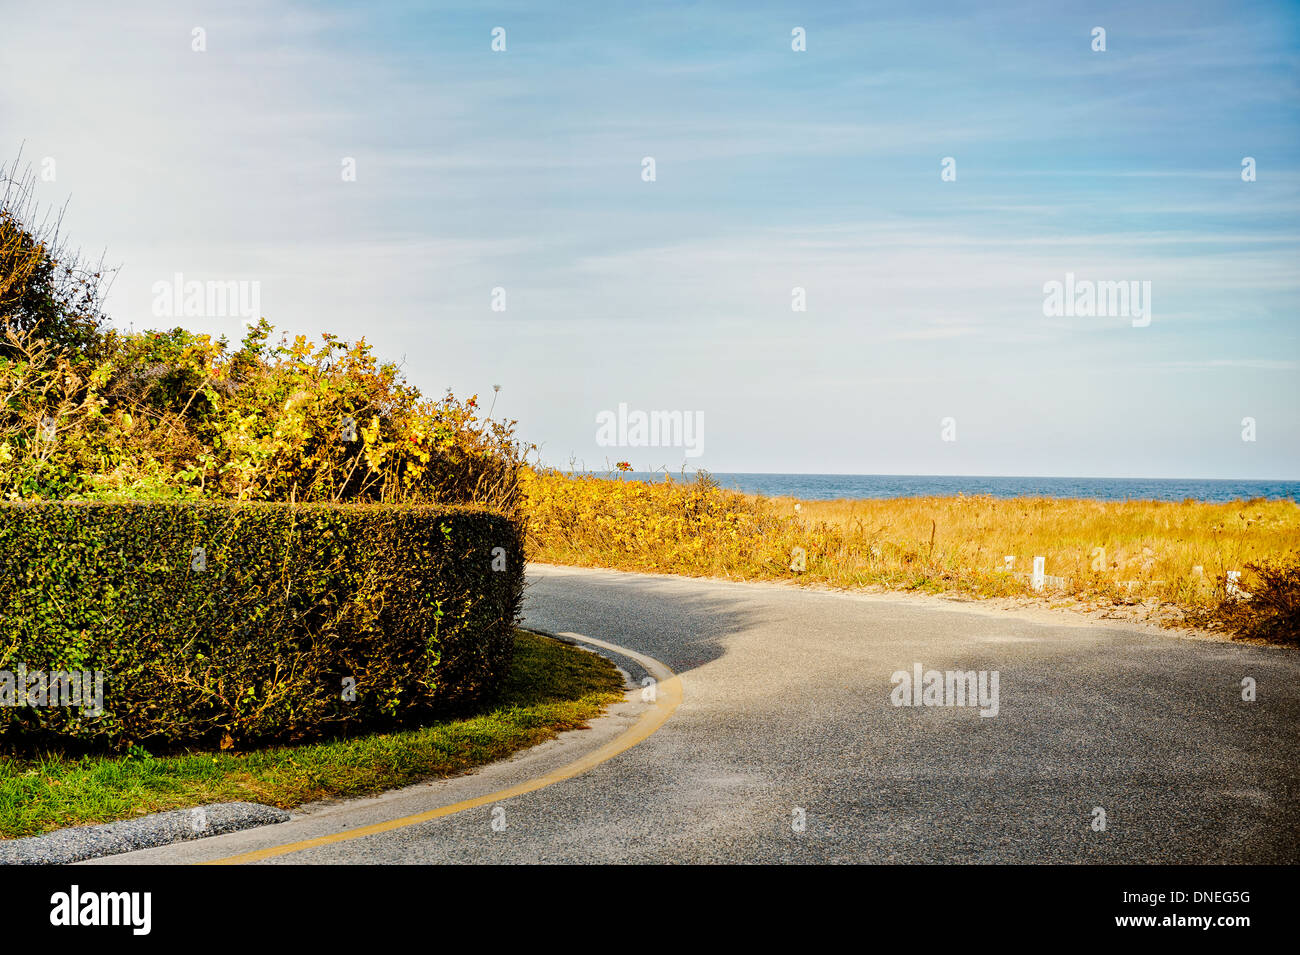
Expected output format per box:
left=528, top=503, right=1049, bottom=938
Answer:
left=606, top=472, right=1300, bottom=503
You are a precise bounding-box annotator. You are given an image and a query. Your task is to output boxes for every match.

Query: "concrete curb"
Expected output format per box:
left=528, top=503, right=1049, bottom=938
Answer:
left=1, top=802, right=291, bottom=865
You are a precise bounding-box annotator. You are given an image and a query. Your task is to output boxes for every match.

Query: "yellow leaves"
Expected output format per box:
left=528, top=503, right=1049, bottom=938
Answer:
left=361, top=415, right=389, bottom=473
left=281, top=389, right=311, bottom=414
left=0, top=311, right=524, bottom=507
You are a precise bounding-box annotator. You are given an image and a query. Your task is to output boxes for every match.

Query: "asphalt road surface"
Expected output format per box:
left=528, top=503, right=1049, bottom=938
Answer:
left=95, top=563, right=1300, bottom=864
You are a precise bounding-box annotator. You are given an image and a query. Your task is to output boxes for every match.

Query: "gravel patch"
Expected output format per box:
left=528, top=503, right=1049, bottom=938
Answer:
left=0, top=802, right=291, bottom=865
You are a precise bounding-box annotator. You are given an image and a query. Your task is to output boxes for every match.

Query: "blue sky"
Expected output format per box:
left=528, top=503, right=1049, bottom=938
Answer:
left=3, top=0, right=1298, bottom=477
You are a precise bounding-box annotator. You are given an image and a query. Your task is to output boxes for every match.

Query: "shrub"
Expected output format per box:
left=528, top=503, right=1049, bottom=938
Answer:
left=3, top=156, right=528, bottom=509
left=0, top=500, right=524, bottom=749
left=521, top=467, right=790, bottom=575
left=1, top=155, right=110, bottom=362
left=1196, top=555, right=1300, bottom=646
left=0, top=316, right=528, bottom=509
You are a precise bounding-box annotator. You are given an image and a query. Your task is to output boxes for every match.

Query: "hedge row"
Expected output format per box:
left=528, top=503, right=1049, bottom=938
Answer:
left=0, top=501, right=524, bottom=748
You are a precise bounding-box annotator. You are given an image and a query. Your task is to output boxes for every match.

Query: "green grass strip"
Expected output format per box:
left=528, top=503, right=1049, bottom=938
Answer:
left=0, top=631, right=623, bottom=839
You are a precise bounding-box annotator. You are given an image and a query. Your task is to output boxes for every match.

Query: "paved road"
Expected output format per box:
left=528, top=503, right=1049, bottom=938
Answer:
left=96, top=563, right=1300, bottom=864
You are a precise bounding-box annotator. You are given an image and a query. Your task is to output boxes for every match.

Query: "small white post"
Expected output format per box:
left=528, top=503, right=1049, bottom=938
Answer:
left=1031, top=556, right=1045, bottom=592
left=1004, top=555, right=1015, bottom=571
left=1226, top=570, right=1242, bottom=599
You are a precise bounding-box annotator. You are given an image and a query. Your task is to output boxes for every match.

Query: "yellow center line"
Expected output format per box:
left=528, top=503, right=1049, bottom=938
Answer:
left=203, top=631, right=682, bottom=865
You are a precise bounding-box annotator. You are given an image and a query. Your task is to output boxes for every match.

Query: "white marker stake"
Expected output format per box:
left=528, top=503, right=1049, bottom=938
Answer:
left=1004, top=556, right=1015, bottom=571
left=1031, top=557, right=1046, bottom=592
left=1226, top=570, right=1242, bottom=599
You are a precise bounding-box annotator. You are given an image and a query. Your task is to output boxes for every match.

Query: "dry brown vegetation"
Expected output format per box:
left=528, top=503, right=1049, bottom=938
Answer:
left=768, top=494, right=1299, bottom=608
left=523, top=470, right=1300, bottom=639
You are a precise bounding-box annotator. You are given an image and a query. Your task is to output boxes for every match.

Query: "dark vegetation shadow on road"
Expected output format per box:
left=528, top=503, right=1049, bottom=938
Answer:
left=521, top=569, right=763, bottom=677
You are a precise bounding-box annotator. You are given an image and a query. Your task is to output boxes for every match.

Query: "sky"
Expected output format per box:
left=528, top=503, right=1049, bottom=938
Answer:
left=2, top=0, right=1298, bottom=478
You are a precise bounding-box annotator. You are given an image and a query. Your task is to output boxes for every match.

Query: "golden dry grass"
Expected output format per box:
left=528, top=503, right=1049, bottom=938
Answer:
left=763, top=494, right=1300, bottom=605
left=522, top=470, right=1300, bottom=618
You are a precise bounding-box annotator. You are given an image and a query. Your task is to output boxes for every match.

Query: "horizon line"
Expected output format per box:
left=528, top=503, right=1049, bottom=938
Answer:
left=556, top=469, right=1300, bottom=483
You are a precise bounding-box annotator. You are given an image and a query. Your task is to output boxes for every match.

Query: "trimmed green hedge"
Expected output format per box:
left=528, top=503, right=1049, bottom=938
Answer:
left=0, top=501, right=524, bottom=748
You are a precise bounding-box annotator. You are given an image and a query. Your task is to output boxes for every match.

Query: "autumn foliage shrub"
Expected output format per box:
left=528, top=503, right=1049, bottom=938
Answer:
left=1, top=156, right=526, bottom=509
left=521, top=468, right=795, bottom=575
left=0, top=500, right=523, bottom=749
left=0, top=318, right=527, bottom=509
left=1195, top=555, right=1300, bottom=646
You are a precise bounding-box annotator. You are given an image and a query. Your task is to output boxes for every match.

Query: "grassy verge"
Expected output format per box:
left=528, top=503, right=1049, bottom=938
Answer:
left=0, top=630, right=624, bottom=839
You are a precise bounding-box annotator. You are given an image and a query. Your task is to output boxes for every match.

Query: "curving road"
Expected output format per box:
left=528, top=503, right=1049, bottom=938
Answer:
left=93, top=563, right=1300, bottom=864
